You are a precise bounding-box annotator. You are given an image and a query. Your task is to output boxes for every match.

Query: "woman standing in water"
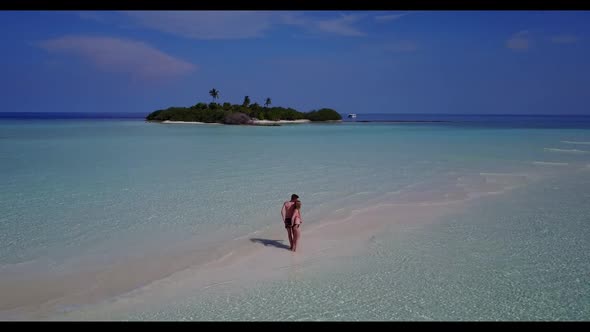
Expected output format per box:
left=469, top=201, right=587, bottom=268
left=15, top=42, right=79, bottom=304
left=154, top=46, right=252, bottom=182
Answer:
left=291, top=201, right=303, bottom=252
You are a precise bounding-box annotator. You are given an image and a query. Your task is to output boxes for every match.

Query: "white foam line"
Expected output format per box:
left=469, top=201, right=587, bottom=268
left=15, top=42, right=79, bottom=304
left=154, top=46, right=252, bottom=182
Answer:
left=532, top=161, right=569, bottom=166
left=251, top=119, right=311, bottom=124
left=479, top=172, right=523, bottom=177
left=561, top=141, right=590, bottom=145
left=311, top=191, right=334, bottom=197
left=350, top=191, right=373, bottom=196
left=544, top=148, right=590, bottom=154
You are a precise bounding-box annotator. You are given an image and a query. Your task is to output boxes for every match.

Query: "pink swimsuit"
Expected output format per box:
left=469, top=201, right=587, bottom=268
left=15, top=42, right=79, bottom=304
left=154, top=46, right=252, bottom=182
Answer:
left=292, top=209, right=302, bottom=225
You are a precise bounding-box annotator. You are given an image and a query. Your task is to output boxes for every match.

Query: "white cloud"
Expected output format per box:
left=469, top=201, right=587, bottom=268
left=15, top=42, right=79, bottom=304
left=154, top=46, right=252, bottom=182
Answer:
left=550, top=34, right=579, bottom=44
left=506, top=30, right=531, bottom=51
left=39, top=36, right=196, bottom=79
left=281, top=12, right=367, bottom=37
left=315, top=14, right=367, bottom=37
left=122, top=11, right=275, bottom=40
left=121, top=11, right=368, bottom=39
left=375, top=13, right=408, bottom=23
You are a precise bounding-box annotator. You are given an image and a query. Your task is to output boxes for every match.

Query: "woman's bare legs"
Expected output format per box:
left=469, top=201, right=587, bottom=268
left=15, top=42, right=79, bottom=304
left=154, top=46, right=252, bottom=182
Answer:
left=292, top=225, right=301, bottom=252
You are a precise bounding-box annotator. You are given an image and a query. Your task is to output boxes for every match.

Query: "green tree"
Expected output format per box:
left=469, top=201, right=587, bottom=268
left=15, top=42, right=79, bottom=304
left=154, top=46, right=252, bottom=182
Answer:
left=264, top=97, right=272, bottom=108
left=242, top=95, right=251, bottom=107
left=192, top=102, right=207, bottom=110
left=209, top=88, right=220, bottom=103
left=304, top=108, right=342, bottom=121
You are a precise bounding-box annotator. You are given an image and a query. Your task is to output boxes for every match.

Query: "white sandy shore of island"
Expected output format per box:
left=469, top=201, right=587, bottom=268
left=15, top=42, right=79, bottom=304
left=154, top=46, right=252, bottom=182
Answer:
left=159, top=120, right=314, bottom=125
left=251, top=119, right=312, bottom=124
left=161, top=121, right=221, bottom=125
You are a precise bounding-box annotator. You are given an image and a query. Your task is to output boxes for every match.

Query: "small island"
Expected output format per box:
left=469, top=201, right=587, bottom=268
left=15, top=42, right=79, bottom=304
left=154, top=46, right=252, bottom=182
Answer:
left=146, top=89, right=342, bottom=126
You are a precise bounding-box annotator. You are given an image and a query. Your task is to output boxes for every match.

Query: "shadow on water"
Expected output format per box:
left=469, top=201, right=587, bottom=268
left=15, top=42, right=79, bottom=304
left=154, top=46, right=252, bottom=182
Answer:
left=250, top=238, right=291, bottom=250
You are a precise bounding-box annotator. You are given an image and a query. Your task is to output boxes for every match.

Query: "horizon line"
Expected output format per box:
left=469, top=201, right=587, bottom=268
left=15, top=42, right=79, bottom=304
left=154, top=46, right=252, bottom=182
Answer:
left=1, top=112, right=590, bottom=117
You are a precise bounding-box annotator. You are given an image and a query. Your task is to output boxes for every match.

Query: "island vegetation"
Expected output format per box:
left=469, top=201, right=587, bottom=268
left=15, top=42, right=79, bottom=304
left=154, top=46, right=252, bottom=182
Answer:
left=146, top=89, right=342, bottom=125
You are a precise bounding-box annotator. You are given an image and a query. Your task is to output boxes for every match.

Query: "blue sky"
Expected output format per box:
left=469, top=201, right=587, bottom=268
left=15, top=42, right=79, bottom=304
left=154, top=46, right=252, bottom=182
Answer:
left=0, top=10, right=589, bottom=115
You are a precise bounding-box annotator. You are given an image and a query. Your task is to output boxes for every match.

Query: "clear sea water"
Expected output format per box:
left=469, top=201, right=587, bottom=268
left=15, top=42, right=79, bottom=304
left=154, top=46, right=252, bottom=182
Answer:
left=1, top=113, right=589, bottom=320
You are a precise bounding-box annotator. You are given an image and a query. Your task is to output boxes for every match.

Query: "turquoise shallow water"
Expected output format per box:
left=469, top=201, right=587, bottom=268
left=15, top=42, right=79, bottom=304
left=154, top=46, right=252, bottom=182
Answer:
left=125, top=170, right=590, bottom=321
left=1, top=117, right=590, bottom=319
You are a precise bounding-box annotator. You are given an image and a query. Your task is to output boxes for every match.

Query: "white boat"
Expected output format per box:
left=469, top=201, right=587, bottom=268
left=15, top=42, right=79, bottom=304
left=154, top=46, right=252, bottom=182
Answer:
left=347, top=113, right=357, bottom=119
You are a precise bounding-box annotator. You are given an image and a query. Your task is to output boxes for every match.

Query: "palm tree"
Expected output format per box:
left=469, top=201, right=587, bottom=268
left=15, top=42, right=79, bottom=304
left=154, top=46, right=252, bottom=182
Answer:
left=243, top=95, right=251, bottom=107
left=264, top=97, right=272, bottom=108
left=209, top=88, right=219, bottom=103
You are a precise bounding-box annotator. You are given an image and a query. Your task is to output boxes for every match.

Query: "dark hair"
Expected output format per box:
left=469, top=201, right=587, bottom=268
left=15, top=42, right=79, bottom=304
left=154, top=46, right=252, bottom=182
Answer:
left=291, top=194, right=299, bottom=200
